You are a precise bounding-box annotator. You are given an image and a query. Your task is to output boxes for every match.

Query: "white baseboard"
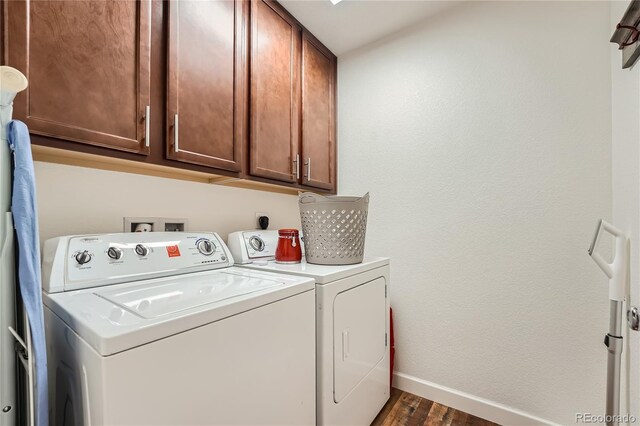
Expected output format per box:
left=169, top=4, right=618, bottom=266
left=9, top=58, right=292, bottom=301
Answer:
left=393, top=372, right=558, bottom=426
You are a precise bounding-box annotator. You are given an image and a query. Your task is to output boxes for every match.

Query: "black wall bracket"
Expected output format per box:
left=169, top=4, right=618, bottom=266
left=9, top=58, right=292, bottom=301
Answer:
left=611, top=0, right=640, bottom=69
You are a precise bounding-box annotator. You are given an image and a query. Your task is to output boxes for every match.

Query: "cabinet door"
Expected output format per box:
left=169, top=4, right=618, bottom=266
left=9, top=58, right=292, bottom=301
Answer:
left=300, top=32, right=336, bottom=191
left=250, top=0, right=300, bottom=183
left=167, top=0, right=247, bottom=172
left=6, top=0, right=151, bottom=154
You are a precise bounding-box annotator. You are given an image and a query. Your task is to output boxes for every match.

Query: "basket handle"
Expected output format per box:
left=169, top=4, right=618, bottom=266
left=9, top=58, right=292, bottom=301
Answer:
left=299, top=192, right=329, bottom=204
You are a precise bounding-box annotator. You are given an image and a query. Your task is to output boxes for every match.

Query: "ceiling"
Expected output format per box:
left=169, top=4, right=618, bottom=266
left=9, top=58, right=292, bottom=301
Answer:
left=278, top=0, right=456, bottom=56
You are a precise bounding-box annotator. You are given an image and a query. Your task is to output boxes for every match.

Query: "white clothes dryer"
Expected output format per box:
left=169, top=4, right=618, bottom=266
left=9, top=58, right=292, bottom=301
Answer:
left=228, top=230, right=390, bottom=425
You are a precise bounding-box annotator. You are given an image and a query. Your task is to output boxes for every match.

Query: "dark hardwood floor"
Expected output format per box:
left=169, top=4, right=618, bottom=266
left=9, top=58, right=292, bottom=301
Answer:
left=372, top=388, right=500, bottom=426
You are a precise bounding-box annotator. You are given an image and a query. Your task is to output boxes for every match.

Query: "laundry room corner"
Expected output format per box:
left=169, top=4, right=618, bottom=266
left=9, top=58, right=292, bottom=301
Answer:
left=3, top=0, right=638, bottom=424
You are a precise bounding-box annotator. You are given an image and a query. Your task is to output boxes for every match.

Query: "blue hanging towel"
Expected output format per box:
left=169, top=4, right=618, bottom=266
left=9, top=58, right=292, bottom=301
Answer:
left=7, top=120, right=48, bottom=426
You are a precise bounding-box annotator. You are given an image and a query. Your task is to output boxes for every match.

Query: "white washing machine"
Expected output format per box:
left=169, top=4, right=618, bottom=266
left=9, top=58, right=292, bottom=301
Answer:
left=228, top=230, right=390, bottom=425
left=41, top=232, right=316, bottom=425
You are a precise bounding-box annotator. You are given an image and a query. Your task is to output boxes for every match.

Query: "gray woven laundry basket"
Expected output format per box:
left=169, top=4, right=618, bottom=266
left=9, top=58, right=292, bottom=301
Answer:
left=299, top=192, right=369, bottom=265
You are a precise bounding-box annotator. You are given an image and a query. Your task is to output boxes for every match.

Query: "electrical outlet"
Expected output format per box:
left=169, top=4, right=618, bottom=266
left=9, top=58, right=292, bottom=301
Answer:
left=255, top=212, right=268, bottom=229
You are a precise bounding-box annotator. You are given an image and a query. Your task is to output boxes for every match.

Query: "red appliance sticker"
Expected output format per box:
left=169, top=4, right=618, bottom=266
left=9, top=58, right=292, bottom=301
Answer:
left=166, top=245, right=181, bottom=257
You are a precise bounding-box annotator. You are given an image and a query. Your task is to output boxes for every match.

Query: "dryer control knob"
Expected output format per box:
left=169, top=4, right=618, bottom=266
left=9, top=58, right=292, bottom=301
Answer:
left=74, top=250, right=91, bottom=265
left=249, top=236, right=265, bottom=252
left=107, top=247, right=123, bottom=260
left=197, top=239, right=216, bottom=256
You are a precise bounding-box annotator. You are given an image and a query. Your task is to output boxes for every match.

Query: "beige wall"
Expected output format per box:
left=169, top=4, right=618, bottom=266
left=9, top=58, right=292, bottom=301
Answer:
left=338, top=1, right=611, bottom=424
left=34, top=161, right=301, bottom=245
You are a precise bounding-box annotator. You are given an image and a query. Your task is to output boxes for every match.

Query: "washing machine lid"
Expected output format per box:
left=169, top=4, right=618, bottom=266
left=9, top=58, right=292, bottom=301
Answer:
left=43, top=267, right=314, bottom=356
left=237, top=257, right=389, bottom=284
left=96, top=272, right=283, bottom=319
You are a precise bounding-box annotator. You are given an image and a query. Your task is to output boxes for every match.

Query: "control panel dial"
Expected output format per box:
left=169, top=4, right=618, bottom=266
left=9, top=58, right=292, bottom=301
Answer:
left=197, top=239, right=216, bottom=256
left=249, top=236, right=265, bottom=252
left=135, top=244, right=149, bottom=257
left=107, top=247, right=123, bottom=260
left=74, top=250, right=92, bottom=265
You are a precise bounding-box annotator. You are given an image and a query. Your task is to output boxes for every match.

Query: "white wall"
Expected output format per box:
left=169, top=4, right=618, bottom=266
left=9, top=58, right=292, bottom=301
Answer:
left=34, top=162, right=301, bottom=244
left=338, top=2, right=612, bottom=424
left=611, top=0, right=640, bottom=421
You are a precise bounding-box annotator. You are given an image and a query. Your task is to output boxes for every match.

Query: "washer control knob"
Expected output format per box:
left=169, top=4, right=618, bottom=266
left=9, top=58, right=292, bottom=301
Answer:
left=75, top=250, right=91, bottom=265
left=135, top=244, right=149, bottom=257
left=249, top=236, right=265, bottom=252
left=107, top=247, right=123, bottom=260
left=197, top=239, right=216, bottom=256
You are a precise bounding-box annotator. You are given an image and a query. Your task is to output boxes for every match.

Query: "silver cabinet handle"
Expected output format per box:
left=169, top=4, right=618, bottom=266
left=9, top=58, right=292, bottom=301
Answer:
left=174, top=113, right=179, bottom=153
left=144, top=105, right=150, bottom=148
left=293, top=154, right=300, bottom=180
left=305, top=157, right=311, bottom=181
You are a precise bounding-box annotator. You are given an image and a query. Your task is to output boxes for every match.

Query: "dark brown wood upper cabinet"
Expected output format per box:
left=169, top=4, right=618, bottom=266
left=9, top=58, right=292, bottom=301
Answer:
left=249, top=0, right=301, bottom=183
left=300, top=31, right=336, bottom=191
left=2, top=0, right=338, bottom=193
left=6, top=0, right=152, bottom=154
left=167, top=0, right=247, bottom=172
